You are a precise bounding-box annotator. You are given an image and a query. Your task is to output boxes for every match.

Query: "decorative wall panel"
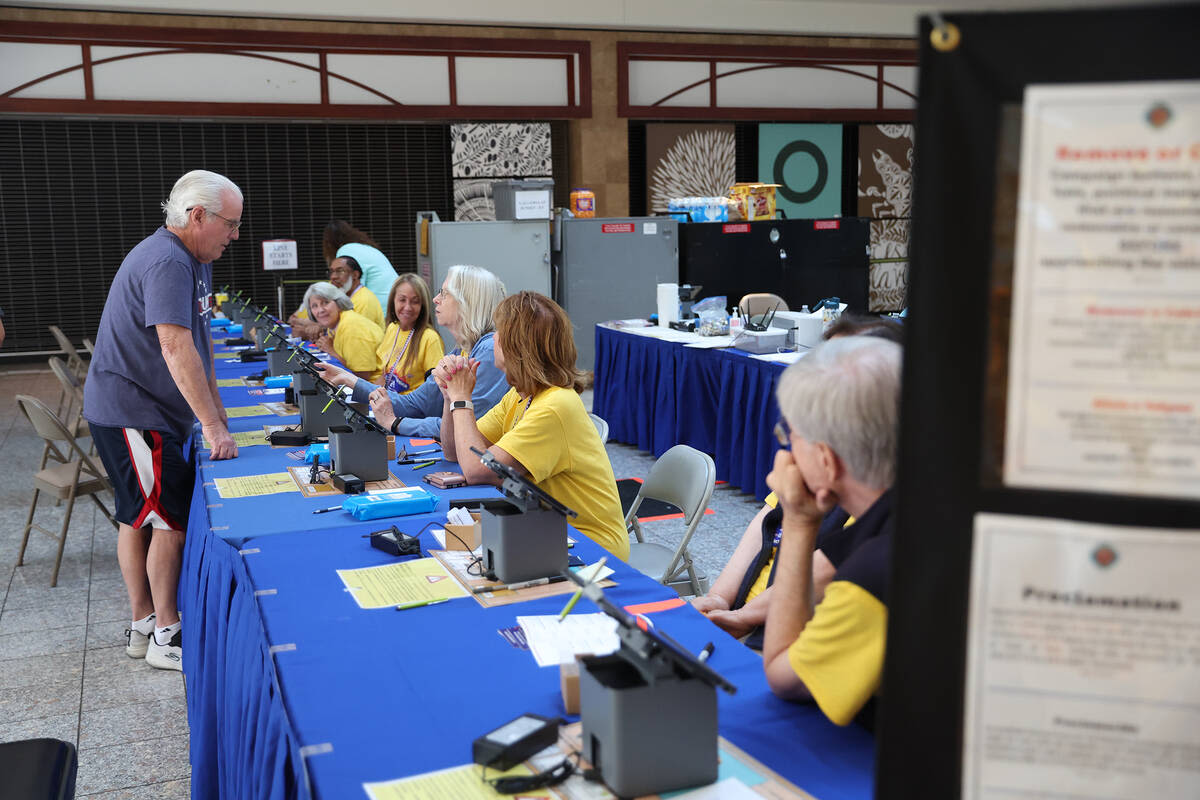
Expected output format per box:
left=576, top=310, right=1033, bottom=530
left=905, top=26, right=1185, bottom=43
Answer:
left=758, top=123, right=842, bottom=219
left=857, top=123, right=914, bottom=218
left=859, top=123, right=914, bottom=311
left=870, top=219, right=909, bottom=312
left=450, top=123, right=553, bottom=220
left=644, top=123, right=735, bottom=214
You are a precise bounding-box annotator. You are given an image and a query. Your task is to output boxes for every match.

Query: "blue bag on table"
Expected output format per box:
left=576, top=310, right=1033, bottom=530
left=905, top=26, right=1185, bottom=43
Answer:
left=210, top=318, right=232, bottom=329
left=342, top=487, right=438, bottom=520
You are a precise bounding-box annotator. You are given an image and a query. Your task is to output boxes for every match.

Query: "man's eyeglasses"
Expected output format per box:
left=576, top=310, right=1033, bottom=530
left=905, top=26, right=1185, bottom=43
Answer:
left=774, top=418, right=791, bottom=448
left=187, top=206, right=242, bottom=231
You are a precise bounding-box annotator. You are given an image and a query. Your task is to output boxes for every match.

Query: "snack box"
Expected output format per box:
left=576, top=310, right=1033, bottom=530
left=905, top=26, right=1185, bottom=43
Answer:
left=729, top=183, right=780, bottom=221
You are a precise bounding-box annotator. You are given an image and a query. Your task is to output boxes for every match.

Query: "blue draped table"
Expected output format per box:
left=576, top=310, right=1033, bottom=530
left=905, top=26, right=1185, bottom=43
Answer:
left=592, top=324, right=788, bottom=500
left=179, top=332, right=874, bottom=799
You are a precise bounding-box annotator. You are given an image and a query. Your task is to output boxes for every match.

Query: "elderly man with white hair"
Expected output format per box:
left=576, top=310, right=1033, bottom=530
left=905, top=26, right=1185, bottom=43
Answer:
left=83, top=169, right=242, bottom=671
left=762, top=335, right=902, bottom=727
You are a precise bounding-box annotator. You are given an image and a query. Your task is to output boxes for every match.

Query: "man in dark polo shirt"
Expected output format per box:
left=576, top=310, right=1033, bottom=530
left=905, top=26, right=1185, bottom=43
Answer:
left=762, top=335, right=901, bottom=726
left=83, top=170, right=242, bottom=671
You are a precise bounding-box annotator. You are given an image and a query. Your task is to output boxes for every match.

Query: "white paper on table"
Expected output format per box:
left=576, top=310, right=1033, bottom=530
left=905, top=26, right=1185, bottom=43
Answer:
left=517, top=613, right=620, bottom=667
left=750, top=350, right=806, bottom=365
left=684, top=335, right=736, bottom=349
left=963, top=513, right=1200, bottom=800
left=624, top=326, right=699, bottom=343
left=1003, top=81, right=1200, bottom=500
left=668, top=778, right=763, bottom=799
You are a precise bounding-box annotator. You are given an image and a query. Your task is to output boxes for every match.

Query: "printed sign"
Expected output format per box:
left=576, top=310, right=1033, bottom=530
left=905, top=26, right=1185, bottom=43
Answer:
left=601, top=223, right=635, bottom=233
left=262, top=239, right=297, bottom=271
left=513, top=190, right=551, bottom=220
left=722, top=223, right=751, bottom=234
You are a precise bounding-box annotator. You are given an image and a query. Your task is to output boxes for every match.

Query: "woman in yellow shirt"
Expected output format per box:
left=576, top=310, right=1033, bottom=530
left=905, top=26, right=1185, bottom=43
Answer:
left=304, top=281, right=383, bottom=381
left=376, top=274, right=444, bottom=395
left=437, top=291, right=629, bottom=561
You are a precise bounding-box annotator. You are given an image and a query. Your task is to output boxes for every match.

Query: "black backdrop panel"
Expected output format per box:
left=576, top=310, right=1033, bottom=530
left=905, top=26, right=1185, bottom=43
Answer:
left=0, top=118, right=453, bottom=354
left=679, top=218, right=869, bottom=312
left=882, top=6, right=1200, bottom=799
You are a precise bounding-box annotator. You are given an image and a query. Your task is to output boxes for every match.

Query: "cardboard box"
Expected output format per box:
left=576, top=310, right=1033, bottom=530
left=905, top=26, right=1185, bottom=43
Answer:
left=444, top=511, right=481, bottom=550
left=560, top=659, right=581, bottom=715
left=728, top=183, right=780, bottom=221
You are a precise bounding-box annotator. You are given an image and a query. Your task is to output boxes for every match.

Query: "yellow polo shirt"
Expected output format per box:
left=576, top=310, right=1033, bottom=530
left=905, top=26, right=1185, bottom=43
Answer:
left=377, top=324, right=445, bottom=394
left=478, top=386, right=629, bottom=561
left=350, top=285, right=384, bottom=329
left=332, top=309, right=383, bottom=381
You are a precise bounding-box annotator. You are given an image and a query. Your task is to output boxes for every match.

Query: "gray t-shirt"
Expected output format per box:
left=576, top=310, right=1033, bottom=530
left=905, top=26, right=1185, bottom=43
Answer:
left=83, top=226, right=214, bottom=439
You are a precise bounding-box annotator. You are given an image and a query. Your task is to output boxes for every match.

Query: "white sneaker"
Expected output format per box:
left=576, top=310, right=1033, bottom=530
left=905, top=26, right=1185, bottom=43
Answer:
left=146, top=628, right=182, bottom=671
left=125, top=614, right=155, bottom=659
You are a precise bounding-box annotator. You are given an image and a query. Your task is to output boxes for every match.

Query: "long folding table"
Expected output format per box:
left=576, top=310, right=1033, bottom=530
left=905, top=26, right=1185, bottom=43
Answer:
left=179, top=332, right=874, bottom=799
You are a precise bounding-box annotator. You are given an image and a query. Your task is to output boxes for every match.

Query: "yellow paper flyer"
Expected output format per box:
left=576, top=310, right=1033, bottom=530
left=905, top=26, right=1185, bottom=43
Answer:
left=213, top=472, right=298, bottom=499
left=337, top=558, right=469, bottom=609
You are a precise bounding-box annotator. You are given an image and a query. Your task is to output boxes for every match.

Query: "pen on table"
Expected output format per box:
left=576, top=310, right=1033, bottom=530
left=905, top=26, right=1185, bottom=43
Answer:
left=472, top=575, right=566, bottom=594
left=410, top=459, right=437, bottom=470
left=698, top=642, right=715, bottom=663
left=395, top=598, right=450, bottom=611
left=558, top=556, right=608, bottom=622
left=312, top=505, right=342, bottom=515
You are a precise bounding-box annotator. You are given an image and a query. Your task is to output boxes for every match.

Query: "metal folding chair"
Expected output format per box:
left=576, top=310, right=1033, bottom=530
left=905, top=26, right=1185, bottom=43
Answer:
left=624, top=444, right=715, bottom=597
left=588, top=412, right=609, bottom=443
left=15, top=395, right=117, bottom=587
left=46, top=357, right=90, bottom=442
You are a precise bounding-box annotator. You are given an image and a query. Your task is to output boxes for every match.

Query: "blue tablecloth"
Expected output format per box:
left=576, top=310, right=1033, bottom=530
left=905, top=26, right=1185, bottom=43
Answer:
left=593, top=325, right=787, bottom=500
left=180, top=331, right=874, bottom=800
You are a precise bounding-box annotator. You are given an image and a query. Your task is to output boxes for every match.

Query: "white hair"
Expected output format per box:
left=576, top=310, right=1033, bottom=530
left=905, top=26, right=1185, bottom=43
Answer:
left=776, top=336, right=902, bottom=489
left=161, top=170, right=242, bottom=228
left=303, top=281, right=354, bottom=314
left=444, top=265, right=506, bottom=349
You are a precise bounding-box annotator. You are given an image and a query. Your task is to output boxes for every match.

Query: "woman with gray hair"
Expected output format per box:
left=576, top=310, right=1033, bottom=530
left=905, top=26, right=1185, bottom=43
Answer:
left=304, top=281, right=383, bottom=381
left=316, top=264, right=508, bottom=439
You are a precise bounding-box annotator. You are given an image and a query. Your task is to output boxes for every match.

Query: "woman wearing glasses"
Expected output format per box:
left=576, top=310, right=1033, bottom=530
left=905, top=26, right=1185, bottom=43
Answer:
left=376, top=274, right=443, bottom=396
left=316, top=264, right=508, bottom=439
left=304, top=281, right=384, bottom=382
left=437, top=291, right=628, bottom=561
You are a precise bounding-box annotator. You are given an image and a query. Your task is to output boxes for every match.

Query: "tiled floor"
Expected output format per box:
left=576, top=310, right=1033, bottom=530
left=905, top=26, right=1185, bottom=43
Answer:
left=0, top=367, right=757, bottom=798
left=0, top=367, right=190, bottom=799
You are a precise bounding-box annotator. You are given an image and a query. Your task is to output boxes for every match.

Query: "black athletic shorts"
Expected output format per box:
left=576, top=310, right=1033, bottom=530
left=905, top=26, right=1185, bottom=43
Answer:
left=88, top=423, right=195, bottom=532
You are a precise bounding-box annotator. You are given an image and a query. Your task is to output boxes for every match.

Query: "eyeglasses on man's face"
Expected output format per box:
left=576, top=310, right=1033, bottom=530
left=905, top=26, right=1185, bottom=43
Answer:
left=187, top=206, right=242, bottom=231
left=774, top=418, right=792, bottom=449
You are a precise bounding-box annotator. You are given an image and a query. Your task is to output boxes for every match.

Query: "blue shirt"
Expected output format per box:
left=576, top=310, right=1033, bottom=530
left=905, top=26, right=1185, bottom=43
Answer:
left=351, top=332, right=508, bottom=439
left=84, top=226, right=214, bottom=439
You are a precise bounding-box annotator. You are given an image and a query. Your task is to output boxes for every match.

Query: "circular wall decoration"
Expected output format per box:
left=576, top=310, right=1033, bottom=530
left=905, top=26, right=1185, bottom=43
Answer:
left=773, top=140, right=828, bottom=204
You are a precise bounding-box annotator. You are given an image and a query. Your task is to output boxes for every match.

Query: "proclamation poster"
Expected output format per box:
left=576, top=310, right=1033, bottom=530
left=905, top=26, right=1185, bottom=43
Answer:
left=1003, top=81, right=1200, bottom=499
left=963, top=513, right=1200, bottom=800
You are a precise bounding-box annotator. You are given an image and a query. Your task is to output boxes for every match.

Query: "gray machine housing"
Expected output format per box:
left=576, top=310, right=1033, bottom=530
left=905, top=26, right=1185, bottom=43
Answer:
left=328, top=424, right=389, bottom=482
left=479, top=501, right=567, bottom=583
left=266, top=346, right=292, bottom=377
left=415, top=211, right=552, bottom=351
left=298, top=389, right=345, bottom=437
left=553, top=213, right=679, bottom=371
left=579, top=653, right=718, bottom=798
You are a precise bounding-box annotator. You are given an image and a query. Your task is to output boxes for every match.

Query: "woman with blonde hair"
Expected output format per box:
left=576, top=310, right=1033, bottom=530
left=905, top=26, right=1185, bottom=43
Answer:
left=377, top=274, right=443, bottom=395
left=304, top=281, right=383, bottom=381
left=316, top=264, right=508, bottom=439
left=437, top=291, right=628, bottom=560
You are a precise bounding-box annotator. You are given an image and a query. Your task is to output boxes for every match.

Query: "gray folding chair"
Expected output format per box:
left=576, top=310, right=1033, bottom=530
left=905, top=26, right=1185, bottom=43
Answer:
left=588, top=412, right=609, bottom=443
left=15, top=395, right=117, bottom=587
left=47, top=357, right=90, bottom=442
left=81, top=337, right=95, bottom=356
left=624, top=444, right=715, bottom=597
left=48, top=325, right=86, bottom=381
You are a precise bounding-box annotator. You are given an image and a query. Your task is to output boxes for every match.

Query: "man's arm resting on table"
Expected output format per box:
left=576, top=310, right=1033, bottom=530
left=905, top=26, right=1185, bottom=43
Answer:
left=157, top=323, right=237, bottom=459
left=762, top=513, right=819, bottom=701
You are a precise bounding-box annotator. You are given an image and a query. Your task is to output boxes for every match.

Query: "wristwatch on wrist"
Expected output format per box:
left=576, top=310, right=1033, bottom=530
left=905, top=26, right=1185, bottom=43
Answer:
left=390, top=417, right=402, bottom=435
left=450, top=399, right=474, bottom=412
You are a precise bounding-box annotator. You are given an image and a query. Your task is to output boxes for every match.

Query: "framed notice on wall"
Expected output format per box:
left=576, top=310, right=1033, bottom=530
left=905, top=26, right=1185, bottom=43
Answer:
left=882, top=6, right=1200, bottom=800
